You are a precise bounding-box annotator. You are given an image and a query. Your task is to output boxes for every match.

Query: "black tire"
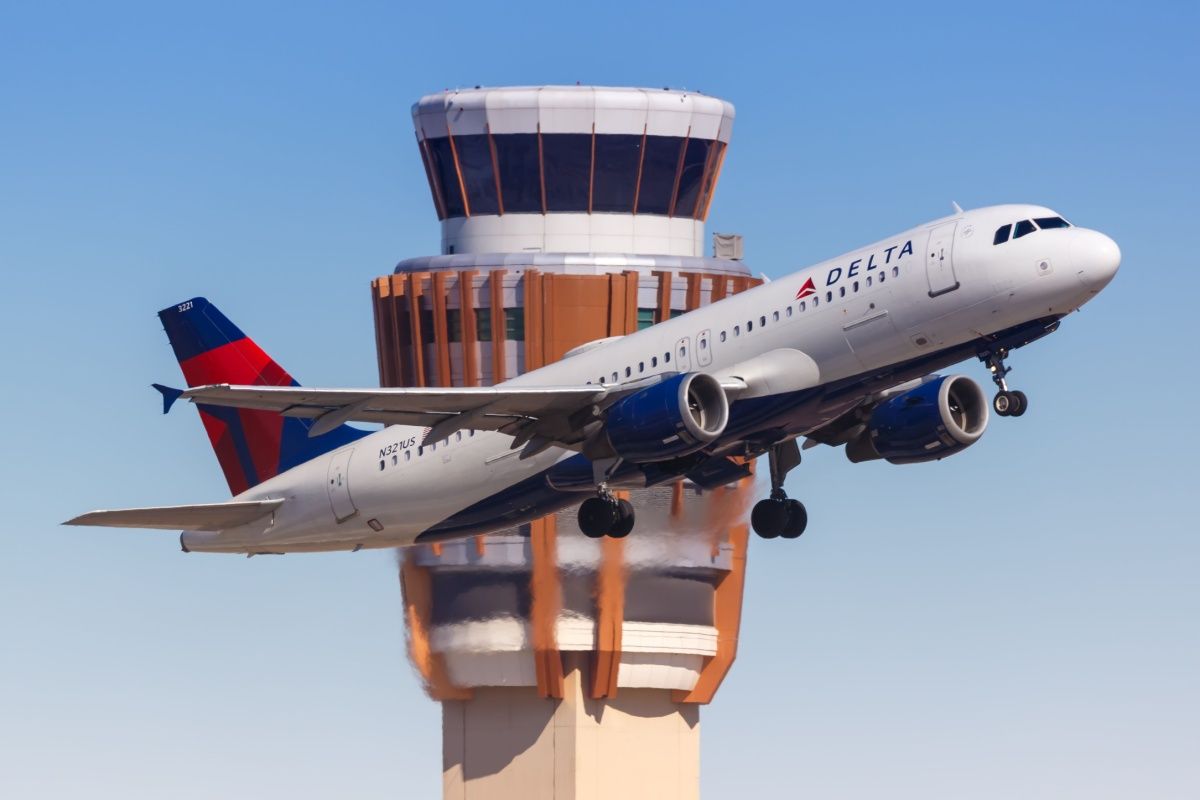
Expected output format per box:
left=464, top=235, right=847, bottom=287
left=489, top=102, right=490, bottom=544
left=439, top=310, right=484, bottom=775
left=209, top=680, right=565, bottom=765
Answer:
left=1010, top=390, right=1028, bottom=417
left=751, top=498, right=788, bottom=539
left=993, top=391, right=1012, bottom=417
left=780, top=500, right=807, bottom=539
left=578, top=497, right=617, bottom=538
left=609, top=499, right=635, bottom=538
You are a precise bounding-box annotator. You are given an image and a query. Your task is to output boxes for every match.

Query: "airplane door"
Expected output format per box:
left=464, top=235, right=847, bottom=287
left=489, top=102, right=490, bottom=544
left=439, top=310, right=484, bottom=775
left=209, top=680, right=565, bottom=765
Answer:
left=696, top=329, right=713, bottom=368
left=327, top=448, right=357, bottom=522
left=925, top=222, right=960, bottom=297
left=674, top=336, right=692, bottom=371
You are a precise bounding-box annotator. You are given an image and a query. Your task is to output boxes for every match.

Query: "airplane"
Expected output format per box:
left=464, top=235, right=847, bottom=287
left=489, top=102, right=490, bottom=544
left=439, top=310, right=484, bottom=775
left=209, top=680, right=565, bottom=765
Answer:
left=66, top=204, right=1120, bottom=554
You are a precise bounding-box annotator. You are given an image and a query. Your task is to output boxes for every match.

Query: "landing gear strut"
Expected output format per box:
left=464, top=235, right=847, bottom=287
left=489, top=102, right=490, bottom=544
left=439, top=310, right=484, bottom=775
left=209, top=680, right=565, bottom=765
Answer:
left=751, top=440, right=807, bottom=539
left=577, top=494, right=634, bottom=539
left=981, top=348, right=1028, bottom=417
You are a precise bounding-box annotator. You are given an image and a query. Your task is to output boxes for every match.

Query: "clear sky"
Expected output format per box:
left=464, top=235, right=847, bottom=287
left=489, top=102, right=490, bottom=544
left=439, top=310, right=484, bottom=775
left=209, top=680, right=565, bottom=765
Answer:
left=2, top=1, right=1197, bottom=797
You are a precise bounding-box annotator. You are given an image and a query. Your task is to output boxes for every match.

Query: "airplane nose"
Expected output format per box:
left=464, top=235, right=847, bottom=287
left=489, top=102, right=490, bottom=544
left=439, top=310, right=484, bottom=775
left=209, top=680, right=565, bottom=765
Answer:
left=1070, top=229, right=1121, bottom=291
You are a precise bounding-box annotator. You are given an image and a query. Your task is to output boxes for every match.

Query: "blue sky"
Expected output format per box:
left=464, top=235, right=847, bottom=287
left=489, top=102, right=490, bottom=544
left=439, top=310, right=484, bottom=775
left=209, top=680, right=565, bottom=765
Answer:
left=2, top=1, right=1197, bottom=797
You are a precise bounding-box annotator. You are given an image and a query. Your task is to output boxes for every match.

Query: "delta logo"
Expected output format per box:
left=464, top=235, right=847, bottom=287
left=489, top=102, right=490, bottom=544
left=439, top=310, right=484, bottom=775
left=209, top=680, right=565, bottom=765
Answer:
left=795, top=277, right=816, bottom=300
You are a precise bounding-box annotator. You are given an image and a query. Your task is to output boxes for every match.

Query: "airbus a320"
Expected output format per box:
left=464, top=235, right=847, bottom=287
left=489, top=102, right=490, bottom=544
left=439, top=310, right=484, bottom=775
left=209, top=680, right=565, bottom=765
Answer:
left=67, top=204, right=1120, bottom=553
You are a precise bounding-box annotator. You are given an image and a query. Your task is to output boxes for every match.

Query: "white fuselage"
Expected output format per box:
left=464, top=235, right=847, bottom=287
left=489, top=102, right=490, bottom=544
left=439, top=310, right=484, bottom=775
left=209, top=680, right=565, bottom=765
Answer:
left=183, top=204, right=1119, bottom=553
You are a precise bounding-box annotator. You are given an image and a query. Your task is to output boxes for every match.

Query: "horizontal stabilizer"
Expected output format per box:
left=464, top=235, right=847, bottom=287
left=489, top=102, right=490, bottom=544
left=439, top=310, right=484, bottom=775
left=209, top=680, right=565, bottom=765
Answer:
left=64, top=499, right=284, bottom=531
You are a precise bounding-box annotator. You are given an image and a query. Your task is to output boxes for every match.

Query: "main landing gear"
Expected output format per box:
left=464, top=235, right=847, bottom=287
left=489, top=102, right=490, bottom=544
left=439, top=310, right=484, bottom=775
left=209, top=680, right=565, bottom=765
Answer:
left=578, top=491, right=635, bottom=539
left=981, top=348, right=1028, bottom=417
left=751, top=440, right=807, bottom=540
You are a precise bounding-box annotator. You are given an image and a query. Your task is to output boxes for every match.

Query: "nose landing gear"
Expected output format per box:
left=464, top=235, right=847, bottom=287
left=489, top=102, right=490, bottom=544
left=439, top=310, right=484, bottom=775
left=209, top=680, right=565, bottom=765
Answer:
left=981, top=348, right=1028, bottom=417
left=751, top=440, right=807, bottom=540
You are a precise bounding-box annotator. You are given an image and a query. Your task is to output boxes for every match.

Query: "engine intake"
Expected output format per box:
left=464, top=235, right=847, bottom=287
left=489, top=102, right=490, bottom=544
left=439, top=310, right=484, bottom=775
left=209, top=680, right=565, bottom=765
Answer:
left=605, top=372, right=729, bottom=463
left=846, top=375, right=988, bottom=465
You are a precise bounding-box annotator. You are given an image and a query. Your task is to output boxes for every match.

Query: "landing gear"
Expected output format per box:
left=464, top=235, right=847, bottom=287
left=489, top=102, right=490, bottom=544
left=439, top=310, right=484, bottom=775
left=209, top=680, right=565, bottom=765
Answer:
left=577, top=493, right=635, bottom=539
left=751, top=440, right=808, bottom=540
left=981, top=348, right=1029, bottom=417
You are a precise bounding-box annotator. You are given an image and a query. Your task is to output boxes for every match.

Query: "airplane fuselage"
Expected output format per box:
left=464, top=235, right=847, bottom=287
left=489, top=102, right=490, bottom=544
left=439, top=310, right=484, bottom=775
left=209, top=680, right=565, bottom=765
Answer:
left=181, top=204, right=1119, bottom=553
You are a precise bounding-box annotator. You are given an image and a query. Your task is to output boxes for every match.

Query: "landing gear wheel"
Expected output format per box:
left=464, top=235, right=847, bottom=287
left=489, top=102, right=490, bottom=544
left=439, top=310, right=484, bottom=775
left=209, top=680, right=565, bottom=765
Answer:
left=578, top=497, right=617, bottom=539
left=609, top=499, right=635, bottom=539
left=751, top=498, right=789, bottom=539
left=1010, top=390, right=1028, bottom=417
left=780, top=500, right=807, bottom=539
left=993, top=391, right=1014, bottom=417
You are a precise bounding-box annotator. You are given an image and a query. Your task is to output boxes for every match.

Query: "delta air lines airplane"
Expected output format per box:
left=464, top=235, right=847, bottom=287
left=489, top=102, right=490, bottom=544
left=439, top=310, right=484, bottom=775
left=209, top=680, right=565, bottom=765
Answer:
left=67, top=204, right=1120, bottom=553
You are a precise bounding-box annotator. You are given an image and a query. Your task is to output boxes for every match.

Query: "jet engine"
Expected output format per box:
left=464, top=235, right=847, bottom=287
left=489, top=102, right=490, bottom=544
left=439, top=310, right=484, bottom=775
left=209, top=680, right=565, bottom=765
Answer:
left=605, top=372, right=729, bottom=462
left=846, top=375, right=988, bottom=465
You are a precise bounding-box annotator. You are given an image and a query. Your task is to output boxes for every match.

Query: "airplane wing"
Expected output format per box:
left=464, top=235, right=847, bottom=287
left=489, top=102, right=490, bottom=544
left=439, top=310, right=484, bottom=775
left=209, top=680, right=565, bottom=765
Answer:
left=64, top=499, right=284, bottom=531
left=181, top=382, right=628, bottom=456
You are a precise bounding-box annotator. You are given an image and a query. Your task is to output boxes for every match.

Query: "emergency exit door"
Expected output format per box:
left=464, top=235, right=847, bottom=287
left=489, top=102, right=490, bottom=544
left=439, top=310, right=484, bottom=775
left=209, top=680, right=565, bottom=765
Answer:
left=925, top=222, right=960, bottom=297
left=327, top=448, right=357, bottom=522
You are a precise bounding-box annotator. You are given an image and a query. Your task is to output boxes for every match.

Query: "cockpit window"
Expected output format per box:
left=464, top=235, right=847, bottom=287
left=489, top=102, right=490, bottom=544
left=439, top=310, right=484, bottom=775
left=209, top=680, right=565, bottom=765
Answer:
left=1013, top=220, right=1036, bottom=239
left=993, top=224, right=1012, bottom=245
left=1034, top=216, right=1070, bottom=230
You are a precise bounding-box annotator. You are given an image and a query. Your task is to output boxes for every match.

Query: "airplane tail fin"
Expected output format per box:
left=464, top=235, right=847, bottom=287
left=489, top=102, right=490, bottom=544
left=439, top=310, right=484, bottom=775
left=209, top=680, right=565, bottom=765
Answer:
left=157, top=298, right=367, bottom=495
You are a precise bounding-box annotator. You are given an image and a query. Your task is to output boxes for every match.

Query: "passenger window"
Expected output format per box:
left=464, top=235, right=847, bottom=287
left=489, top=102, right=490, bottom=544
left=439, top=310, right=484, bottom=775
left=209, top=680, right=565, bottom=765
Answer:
left=625, top=366, right=631, bottom=377
left=392, top=454, right=398, bottom=466
left=679, top=345, right=687, bottom=357
left=418, top=446, right=424, bottom=456
left=786, top=306, right=793, bottom=317
left=993, top=224, right=1012, bottom=245
left=699, top=339, right=707, bottom=350
left=720, top=331, right=727, bottom=342
left=839, top=286, right=846, bottom=298
left=665, top=352, right=671, bottom=363
left=866, top=276, right=873, bottom=287
left=892, top=266, right=899, bottom=277
left=1034, top=216, right=1070, bottom=229
left=456, top=431, right=462, bottom=441
left=773, top=310, right=780, bottom=321
left=1014, top=220, right=1036, bottom=239
left=826, top=291, right=832, bottom=302
left=651, top=356, right=658, bottom=367
left=379, top=460, right=385, bottom=471
left=800, top=301, right=806, bottom=311
left=853, top=281, right=859, bottom=292
left=734, top=325, right=740, bottom=336
left=879, top=272, right=885, bottom=283
left=612, top=372, right=618, bottom=382
left=760, top=315, right=766, bottom=326
left=638, top=361, right=644, bottom=372
left=406, top=450, right=412, bottom=461
left=813, top=296, right=819, bottom=307
left=747, top=320, right=753, bottom=332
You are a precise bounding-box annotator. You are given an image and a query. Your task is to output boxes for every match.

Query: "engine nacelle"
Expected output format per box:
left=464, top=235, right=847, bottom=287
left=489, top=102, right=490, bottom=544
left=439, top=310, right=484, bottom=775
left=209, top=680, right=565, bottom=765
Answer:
left=846, top=375, right=988, bottom=465
left=605, top=372, right=729, bottom=463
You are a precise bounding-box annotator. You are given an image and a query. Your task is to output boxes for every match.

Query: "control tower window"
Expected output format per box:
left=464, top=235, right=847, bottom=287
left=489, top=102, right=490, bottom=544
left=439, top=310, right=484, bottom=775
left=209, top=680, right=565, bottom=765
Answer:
left=993, top=224, right=1012, bottom=245
left=1014, top=219, right=1036, bottom=239
left=426, top=138, right=466, bottom=217
left=505, top=307, right=525, bottom=340
left=475, top=308, right=492, bottom=342
left=541, top=134, right=592, bottom=212
left=671, top=138, right=713, bottom=217
left=637, top=136, right=685, bottom=215
left=453, top=135, right=500, bottom=216
left=446, top=309, right=463, bottom=342
left=637, top=308, right=657, bottom=329
left=492, top=134, right=542, bottom=213
left=1034, top=216, right=1071, bottom=229
left=592, top=134, right=642, bottom=212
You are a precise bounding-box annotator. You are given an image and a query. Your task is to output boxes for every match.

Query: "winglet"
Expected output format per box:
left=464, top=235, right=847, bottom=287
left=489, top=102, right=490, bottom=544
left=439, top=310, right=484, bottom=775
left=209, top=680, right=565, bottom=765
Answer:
left=152, top=383, right=184, bottom=414
left=952, top=201, right=964, bottom=214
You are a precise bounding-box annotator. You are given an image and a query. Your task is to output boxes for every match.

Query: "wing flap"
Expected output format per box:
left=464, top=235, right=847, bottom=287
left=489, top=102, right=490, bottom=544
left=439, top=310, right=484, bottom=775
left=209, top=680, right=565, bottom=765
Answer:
left=64, top=499, right=284, bottom=531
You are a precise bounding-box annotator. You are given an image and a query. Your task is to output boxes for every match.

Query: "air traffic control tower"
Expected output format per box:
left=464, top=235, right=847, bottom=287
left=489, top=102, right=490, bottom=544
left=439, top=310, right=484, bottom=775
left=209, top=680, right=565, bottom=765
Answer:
left=370, top=86, right=760, bottom=799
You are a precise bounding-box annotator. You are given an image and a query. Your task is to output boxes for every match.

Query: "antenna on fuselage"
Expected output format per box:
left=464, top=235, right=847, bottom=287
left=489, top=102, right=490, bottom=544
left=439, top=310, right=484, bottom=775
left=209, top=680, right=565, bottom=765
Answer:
left=951, top=201, right=964, bottom=214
